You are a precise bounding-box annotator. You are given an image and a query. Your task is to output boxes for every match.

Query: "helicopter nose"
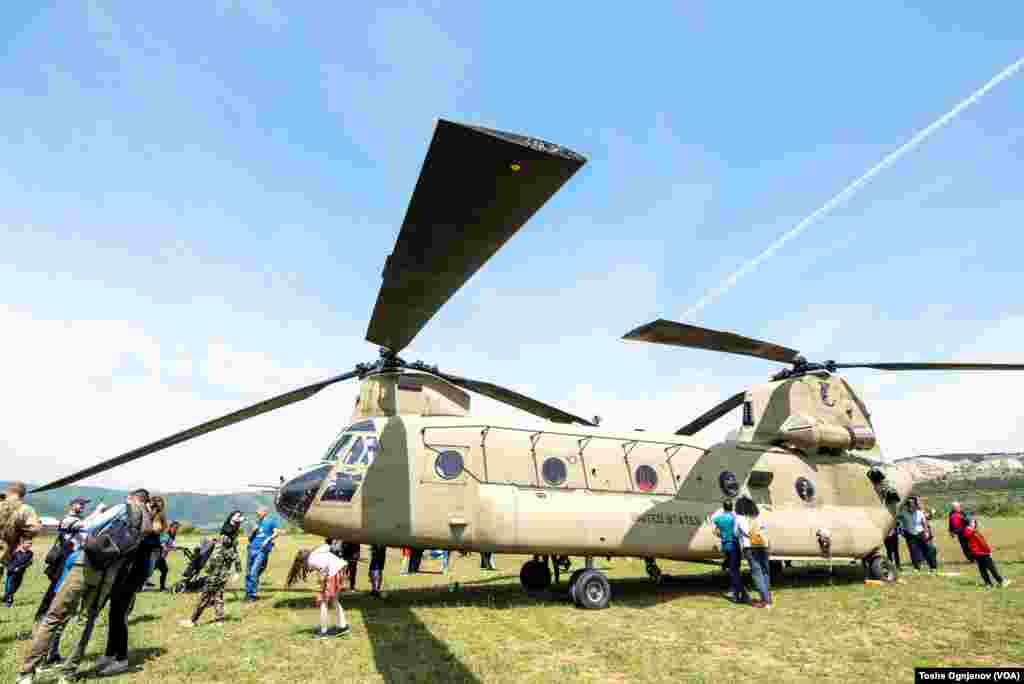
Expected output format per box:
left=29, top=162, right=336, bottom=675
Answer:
left=275, top=464, right=332, bottom=526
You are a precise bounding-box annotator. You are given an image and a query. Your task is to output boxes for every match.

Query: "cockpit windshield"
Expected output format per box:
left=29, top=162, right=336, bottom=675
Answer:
left=321, top=421, right=379, bottom=465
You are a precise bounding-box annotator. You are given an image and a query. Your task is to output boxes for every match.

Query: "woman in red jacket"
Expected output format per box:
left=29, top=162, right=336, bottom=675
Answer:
left=963, top=519, right=1011, bottom=588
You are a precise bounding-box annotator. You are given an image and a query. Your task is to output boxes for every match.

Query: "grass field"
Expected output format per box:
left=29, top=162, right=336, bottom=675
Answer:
left=3, top=520, right=1023, bottom=683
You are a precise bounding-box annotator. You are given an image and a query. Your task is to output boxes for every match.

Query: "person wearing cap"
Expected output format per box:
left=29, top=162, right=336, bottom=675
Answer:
left=17, top=488, right=151, bottom=684
left=244, top=507, right=282, bottom=602
left=0, top=481, right=42, bottom=591
left=32, top=496, right=94, bottom=670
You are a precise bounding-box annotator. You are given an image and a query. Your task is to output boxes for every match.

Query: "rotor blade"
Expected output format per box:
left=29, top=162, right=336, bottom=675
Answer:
left=429, top=369, right=596, bottom=426
left=623, top=319, right=800, bottom=365
left=366, top=120, right=587, bottom=353
left=832, top=362, right=1024, bottom=371
left=31, top=369, right=362, bottom=494
left=675, top=391, right=746, bottom=436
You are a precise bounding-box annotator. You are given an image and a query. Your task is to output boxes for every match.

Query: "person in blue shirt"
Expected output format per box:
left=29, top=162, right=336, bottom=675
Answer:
left=244, top=507, right=282, bottom=601
left=711, top=499, right=748, bottom=604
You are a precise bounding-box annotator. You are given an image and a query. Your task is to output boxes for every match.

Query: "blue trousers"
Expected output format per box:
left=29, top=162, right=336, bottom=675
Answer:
left=724, top=546, right=748, bottom=602
left=744, top=548, right=772, bottom=604
left=246, top=549, right=270, bottom=598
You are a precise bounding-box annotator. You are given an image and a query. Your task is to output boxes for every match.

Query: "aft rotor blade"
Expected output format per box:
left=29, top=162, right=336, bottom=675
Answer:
left=623, top=319, right=800, bottom=365
left=31, top=369, right=362, bottom=494
left=832, top=362, right=1024, bottom=371
left=366, top=120, right=587, bottom=353
left=429, top=370, right=596, bottom=426
left=675, top=391, right=746, bottom=436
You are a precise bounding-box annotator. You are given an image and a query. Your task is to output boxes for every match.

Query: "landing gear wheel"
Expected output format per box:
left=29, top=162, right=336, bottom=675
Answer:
left=566, top=569, right=586, bottom=603
left=572, top=569, right=611, bottom=610
left=520, top=559, right=552, bottom=592
left=867, top=556, right=897, bottom=583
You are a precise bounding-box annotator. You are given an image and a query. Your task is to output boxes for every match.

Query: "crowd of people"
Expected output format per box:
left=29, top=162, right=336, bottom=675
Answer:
left=1, top=477, right=1014, bottom=681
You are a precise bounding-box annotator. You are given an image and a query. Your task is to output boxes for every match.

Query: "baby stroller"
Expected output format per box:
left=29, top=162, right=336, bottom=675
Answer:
left=172, top=537, right=216, bottom=594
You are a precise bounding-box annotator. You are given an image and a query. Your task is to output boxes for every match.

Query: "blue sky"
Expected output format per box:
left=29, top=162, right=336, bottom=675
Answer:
left=2, top=2, right=1023, bottom=490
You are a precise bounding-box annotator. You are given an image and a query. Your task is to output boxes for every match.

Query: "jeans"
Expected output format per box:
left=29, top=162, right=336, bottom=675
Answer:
left=246, top=548, right=270, bottom=598
left=909, top=535, right=937, bottom=570
left=4, top=571, right=25, bottom=602
left=724, top=545, right=748, bottom=602
left=744, top=548, right=772, bottom=604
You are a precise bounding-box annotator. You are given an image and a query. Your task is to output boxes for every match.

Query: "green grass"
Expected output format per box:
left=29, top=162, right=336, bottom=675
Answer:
left=3, top=519, right=1023, bottom=683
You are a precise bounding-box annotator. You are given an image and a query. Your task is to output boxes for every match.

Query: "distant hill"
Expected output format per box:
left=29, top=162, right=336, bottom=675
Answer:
left=1, top=482, right=277, bottom=531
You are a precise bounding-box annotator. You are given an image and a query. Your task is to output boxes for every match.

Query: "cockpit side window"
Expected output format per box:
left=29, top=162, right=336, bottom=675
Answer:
left=344, top=437, right=365, bottom=466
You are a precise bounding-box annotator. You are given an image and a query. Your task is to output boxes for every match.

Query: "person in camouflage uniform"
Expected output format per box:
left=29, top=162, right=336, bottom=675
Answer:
left=0, top=481, right=41, bottom=588
left=180, top=511, right=243, bottom=627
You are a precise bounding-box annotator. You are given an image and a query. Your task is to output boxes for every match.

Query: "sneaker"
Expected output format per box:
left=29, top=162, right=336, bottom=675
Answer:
left=334, top=625, right=351, bottom=637
left=178, top=619, right=196, bottom=628
left=1002, top=579, right=1012, bottom=588
left=312, top=629, right=333, bottom=640
left=97, top=660, right=131, bottom=676
left=94, top=656, right=114, bottom=670
left=15, top=674, right=34, bottom=684
left=369, top=590, right=382, bottom=599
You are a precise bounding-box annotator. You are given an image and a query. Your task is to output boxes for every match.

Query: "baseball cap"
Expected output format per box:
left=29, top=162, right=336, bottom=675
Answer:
left=70, top=497, right=91, bottom=506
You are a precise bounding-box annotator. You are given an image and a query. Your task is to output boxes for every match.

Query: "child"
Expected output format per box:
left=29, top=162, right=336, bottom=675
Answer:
left=179, top=511, right=243, bottom=627
left=286, top=541, right=351, bottom=639
left=962, top=519, right=1011, bottom=588
left=3, top=540, right=33, bottom=607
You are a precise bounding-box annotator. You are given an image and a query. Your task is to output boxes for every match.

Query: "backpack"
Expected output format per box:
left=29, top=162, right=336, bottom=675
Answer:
left=84, top=504, right=145, bottom=571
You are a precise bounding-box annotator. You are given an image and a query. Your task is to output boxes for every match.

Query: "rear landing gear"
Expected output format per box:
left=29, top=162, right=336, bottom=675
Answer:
left=571, top=569, right=611, bottom=609
left=520, top=559, right=552, bottom=592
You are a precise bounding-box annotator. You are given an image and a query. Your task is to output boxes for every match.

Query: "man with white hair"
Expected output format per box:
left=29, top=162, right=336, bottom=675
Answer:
left=948, top=501, right=973, bottom=562
left=244, top=506, right=282, bottom=602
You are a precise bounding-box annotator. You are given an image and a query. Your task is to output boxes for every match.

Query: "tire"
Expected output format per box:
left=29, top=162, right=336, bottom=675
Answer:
left=567, top=569, right=586, bottom=603
left=868, top=556, right=897, bottom=583
left=520, top=559, right=552, bottom=592
left=573, top=569, right=611, bottom=610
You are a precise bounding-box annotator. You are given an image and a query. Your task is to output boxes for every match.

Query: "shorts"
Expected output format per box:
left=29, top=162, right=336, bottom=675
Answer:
left=317, top=572, right=342, bottom=604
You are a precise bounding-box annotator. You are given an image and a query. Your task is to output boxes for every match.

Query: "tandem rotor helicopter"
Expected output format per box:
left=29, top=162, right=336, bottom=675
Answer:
left=35, top=119, right=1024, bottom=609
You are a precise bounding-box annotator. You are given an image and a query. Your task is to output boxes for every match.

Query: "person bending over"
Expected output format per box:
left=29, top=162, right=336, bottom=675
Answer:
left=287, top=542, right=351, bottom=639
left=180, top=511, right=242, bottom=628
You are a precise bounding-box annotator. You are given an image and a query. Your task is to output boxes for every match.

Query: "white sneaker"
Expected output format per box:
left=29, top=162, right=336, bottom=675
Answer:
left=98, top=660, right=131, bottom=676
left=94, top=656, right=114, bottom=670
left=178, top=619, right=196, bottom=628
left=15, top=674, right=34, bottom=684
left=1002, top=579, right=1012, bottom=588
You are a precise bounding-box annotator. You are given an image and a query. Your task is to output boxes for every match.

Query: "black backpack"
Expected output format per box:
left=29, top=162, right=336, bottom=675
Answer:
left=84, top=505, right=145, bottom=571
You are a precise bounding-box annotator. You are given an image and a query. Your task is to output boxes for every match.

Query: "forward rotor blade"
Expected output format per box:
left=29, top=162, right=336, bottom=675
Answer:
left=623, top=319, right=800, bottom=365
left=366, top=120, right=587, bottom=353
left=429, top=370, right=596, bottom=426
left=832, top=362, right=1024, bottom=371
left=675, top=391, right=746, bottom=436
left=31, top=369, right=362, bottom=494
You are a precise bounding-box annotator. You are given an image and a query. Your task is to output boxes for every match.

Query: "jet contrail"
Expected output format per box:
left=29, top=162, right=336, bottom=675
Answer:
left=684, top=55, right=1024, bottom=321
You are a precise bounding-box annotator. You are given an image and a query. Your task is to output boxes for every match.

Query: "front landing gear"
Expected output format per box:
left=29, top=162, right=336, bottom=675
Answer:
left=863, top=553, right=897, bottom=583
left=570, top=568, right=611, bottom=609
left=520, top=559, right=552, bottom=592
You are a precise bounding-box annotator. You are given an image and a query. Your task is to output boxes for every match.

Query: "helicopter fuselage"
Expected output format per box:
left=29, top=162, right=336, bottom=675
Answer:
left=276, top=414, right=913, bottom=562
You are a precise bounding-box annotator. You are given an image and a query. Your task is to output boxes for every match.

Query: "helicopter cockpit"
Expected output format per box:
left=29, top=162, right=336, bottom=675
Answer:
left=276, top=420, right=381, bottom=525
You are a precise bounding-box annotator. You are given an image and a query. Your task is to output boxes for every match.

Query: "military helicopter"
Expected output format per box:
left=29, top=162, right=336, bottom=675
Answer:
left=31, top=119, right=1024, bottom=610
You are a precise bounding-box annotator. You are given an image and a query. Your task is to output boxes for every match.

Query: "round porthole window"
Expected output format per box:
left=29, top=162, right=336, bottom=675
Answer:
left=635, top=465, right=658, bottom=492
left=795, top=476, right=815, bottom=502
left=542, top=457, right=568, bottom=486
left=434, top=450, right=464, bottom=480
left=719, top=471, right=739, bottom=498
